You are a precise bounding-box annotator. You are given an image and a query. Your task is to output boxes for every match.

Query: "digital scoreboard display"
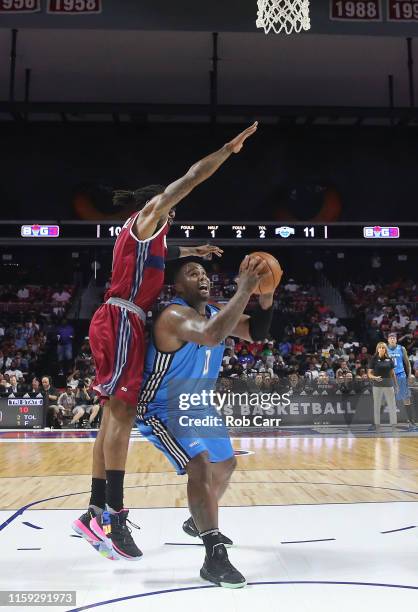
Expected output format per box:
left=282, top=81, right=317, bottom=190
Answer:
left=0, top=223, right=416, bottom=244
left=0, top=398, right=44, bottom=429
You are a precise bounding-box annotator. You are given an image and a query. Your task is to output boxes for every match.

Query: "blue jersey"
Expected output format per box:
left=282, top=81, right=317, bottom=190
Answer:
left=387, top=345, right=406, bottom=377
left=138, top=297, right=225, bottom=419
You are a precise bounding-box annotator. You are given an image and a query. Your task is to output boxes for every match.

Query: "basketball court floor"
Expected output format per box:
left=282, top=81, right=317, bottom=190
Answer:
left=2, top=431, right=418, bottom=611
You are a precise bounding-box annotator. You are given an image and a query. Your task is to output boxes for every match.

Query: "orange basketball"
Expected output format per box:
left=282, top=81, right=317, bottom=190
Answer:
left=240, top=251, right=283, bottom=295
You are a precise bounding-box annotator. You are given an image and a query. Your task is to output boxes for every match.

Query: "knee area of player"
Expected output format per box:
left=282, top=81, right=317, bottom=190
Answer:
left=108, top=398, right=136, bottom=422
left=187, top=452, right=212, bottom=480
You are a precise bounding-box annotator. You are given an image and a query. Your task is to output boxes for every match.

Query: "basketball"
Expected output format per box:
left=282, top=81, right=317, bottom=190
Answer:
left=240, top=251, right=283, bottom=295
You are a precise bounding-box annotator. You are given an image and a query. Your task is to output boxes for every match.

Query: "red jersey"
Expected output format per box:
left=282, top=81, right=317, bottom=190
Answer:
left=105, top=212, right=169, bottom=312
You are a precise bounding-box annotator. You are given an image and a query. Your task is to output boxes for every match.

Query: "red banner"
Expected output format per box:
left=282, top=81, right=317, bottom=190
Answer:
left=0, top=0, right=40, bottom=12
left=47, top=0, right=101, bottom=14
left=330, top=0, right=382, bottom=20
left=387, top=0, right=418, bottom=20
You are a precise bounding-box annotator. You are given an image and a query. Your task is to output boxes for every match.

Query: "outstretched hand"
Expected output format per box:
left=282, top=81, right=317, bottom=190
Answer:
left=226, top=122, right=258, bottom=154
left=194, top=244, right=224, bottom=258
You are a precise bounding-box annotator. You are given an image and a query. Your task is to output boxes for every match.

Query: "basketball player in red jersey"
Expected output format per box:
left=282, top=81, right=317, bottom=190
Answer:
left=72, top=122, right=258, bottom=561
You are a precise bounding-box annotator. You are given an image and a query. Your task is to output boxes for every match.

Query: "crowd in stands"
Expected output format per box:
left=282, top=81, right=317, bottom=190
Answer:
left=0, top=275, right=417, bottom=429
left=0, top=284, right=101, bottom=428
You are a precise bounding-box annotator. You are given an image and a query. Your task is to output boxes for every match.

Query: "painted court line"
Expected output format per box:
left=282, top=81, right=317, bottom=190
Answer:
left=22, top=521, right=43, bottom=529
left=66, top=580, right=418, bottom=612
left=381, top=525, right=416, bottom=534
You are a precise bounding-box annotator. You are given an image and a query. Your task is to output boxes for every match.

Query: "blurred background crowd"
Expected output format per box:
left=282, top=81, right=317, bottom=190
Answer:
left=0, top=265, right=416, bottom=428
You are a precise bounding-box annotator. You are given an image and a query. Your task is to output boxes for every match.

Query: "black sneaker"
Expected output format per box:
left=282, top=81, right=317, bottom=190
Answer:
left=72, top=507, right=116, bottom=560
left=90, top=509, right=143, bottom=561
left=200, top=543, right=246, bottom=589
left=183, top=517, right=233, bottom=547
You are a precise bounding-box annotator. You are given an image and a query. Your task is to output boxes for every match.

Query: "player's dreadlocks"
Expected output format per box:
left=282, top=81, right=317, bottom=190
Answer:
left=112, top=184, right=165, bottom=209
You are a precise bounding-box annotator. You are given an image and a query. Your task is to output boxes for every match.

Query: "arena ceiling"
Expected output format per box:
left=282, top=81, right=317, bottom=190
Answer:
left=1, top=1, right=418, bottom=122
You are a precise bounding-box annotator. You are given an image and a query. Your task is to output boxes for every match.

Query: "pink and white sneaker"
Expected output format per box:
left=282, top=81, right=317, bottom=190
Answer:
left=72, top=508, right=118, bottom=560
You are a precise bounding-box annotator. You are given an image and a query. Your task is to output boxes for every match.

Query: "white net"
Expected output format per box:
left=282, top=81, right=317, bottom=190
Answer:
left=256, top=0, right=311, bottom=35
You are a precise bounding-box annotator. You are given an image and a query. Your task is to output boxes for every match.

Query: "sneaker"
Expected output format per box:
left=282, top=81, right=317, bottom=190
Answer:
left=183, top=517, right=233, bottom=548
left=72, top=507, right=116, bottom=560
left=90, top=509, right=143, bottom=561
left=367, top=424, right=377, bottom=432
left=200, top=543, right=246, bottom=589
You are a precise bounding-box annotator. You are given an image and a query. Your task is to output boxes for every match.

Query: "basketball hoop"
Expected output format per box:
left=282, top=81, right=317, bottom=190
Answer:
left=256, top=0, right=311, bottom=35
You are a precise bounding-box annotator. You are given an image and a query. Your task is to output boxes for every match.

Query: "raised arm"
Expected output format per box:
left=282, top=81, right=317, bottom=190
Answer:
left=156, top=256, right=266, bottom=349
left=166, top=244, right=224, bottom=261
left=134, top=123, right=258, bottom=240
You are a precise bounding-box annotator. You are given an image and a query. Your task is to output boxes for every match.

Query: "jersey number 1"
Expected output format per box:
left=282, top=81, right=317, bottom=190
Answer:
left=203, top=350, right=211, bottom=375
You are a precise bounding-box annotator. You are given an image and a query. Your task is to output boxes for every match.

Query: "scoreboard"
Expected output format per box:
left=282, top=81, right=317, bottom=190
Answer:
left=329, top=0, right=418, bottom=21
left=0, top=398, right=44, bottom=429
left=0, top=222, right=417, bottom=245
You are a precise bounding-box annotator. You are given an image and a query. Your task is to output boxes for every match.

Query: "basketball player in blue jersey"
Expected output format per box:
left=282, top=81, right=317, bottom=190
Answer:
left=137, top=256, right=276, bottom=588
left=387, top=332, right=416, bottom=429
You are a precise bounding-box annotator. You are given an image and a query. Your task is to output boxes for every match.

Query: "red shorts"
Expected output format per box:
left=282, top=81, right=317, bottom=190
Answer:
left=89, top=303, right=146, bottom=406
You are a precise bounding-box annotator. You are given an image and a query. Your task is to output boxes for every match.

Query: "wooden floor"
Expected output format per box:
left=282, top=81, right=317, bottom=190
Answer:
left=2, top=437, right=418, bottom=511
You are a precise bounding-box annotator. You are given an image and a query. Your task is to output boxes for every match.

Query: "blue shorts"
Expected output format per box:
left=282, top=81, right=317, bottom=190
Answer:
left=396, top=375, right=411, bottom=402
left=136, top=406, right=234, bottom=475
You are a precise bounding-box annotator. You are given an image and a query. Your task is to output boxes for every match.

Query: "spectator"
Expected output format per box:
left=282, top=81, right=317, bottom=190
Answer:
left=284, top=279, right=299, bottom=292
left=286, top=372, right=305, bottom=395
left=24, top=377, right=43, bottom=398
left=6, top=374, right=25, bottom=397
left=0, top=374, right=10, bottom=397
left=278, top=338, right=292, bottom=357
left=56, top=318, right=74, bottom=373
left=75, top=341, right=94, bottom=377
left=295, top=323, right=309, bottom=337
left=336, top=361, right=350, bottom=380
left=5, top=360, right=24, bottom=381
left=335, top=321, right=348, bottom=337
left=221, top=348, right=236, bottom=376
left=72, top=380, right=100, bottom=428
left=59, top=385, right=82, bottom=426
left=364, top=282, right=376, bottom=292
left=292, top=339, right=305, bottom=356
left=238, top=347, right=255, bottom=370
left=225, top=337, right=235, bottom=351
left=326, top=311, right=339, bottom=326
left=316, top=371, right=336, bottom=394
left=305, top=362, right=319, bottom=382
left=17, top=286, right=29, bottom=300
left=67, top=370, right=81, bottom=389
left=52, top=287, right=71, bottom=304
left=41, top=376, right=60, bottom=428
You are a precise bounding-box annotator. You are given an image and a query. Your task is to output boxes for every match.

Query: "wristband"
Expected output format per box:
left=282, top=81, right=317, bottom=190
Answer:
left=249, top=304, right=273, bottom=341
